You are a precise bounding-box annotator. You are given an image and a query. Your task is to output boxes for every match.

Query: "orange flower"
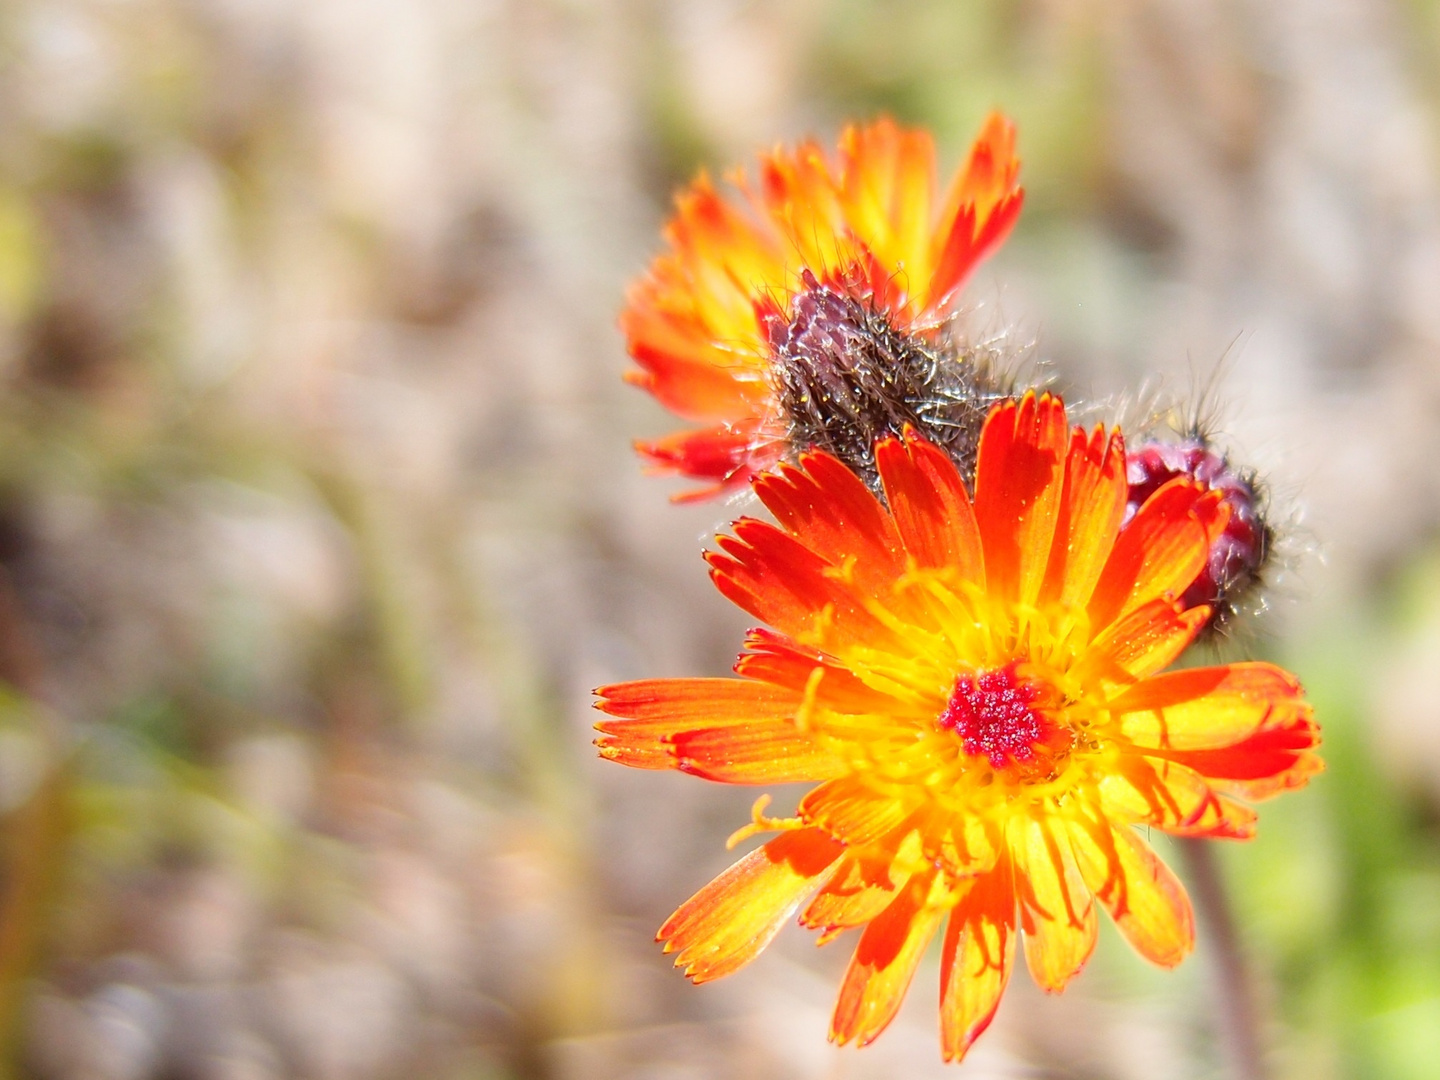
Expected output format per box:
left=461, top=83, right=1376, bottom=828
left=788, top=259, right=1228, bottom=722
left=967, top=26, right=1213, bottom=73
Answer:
left=594, top=392, right=1319, bottom=1060
left=622, top=114, right=1024, bottom=500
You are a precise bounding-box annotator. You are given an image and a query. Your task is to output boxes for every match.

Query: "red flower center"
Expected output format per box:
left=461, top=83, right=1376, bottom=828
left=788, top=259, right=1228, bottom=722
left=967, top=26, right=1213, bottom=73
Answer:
left=938, top=663, right=1050, bottom=769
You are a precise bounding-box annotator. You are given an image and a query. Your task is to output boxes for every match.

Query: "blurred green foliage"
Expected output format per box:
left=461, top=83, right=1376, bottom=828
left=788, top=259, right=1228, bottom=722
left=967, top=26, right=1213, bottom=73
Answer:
left=1225, top=575, right=1440, bottom=1080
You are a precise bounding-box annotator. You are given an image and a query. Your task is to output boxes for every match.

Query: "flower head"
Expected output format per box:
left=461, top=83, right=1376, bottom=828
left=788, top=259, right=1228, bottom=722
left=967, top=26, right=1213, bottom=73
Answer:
left=623, top=114, right=1024, bottom=499
left=594, top=392, right=1319, bottom=1060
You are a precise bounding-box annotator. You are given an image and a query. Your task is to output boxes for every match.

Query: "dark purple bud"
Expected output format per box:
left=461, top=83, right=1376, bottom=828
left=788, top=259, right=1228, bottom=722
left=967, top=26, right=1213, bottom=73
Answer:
left=1126, top=438, right=1272, bottom=635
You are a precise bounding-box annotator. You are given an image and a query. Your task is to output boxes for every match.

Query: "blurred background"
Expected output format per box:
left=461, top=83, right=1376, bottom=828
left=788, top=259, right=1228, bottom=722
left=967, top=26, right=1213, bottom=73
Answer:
left=1, top=1, right=1439, bottom=1077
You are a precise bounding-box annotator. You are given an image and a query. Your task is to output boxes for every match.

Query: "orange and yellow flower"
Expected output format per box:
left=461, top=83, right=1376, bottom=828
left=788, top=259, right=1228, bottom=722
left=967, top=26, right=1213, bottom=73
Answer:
left=622, top=114, right=1024, bottom=500
left=594, top=392, right=1319, bottom=1060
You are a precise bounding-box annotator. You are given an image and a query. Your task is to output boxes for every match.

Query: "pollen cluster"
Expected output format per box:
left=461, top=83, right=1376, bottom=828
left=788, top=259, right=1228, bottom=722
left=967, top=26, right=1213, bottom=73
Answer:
left=938, top=665, right=1049, bottom=769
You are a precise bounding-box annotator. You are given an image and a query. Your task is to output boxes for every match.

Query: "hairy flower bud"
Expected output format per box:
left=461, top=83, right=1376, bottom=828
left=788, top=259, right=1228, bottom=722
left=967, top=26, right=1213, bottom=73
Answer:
left=1126, top=437, right=1272, bottom=635
left=765, top=270, right=1002, bottom=490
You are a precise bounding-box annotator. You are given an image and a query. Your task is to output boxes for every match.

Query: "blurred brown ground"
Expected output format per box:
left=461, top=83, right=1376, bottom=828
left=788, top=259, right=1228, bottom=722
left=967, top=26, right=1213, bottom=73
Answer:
left=2, top=2, right=1440, bottom=1078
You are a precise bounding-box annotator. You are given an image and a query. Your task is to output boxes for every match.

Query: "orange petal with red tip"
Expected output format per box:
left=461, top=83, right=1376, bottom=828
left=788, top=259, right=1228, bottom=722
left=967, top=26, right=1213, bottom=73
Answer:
left=801, top=854, right=908, bottom=937
left=754, top=139, right=848, bottom=281
left=1079, top=599, right=1210, bottom=688
left=947, top=113, right=1021, bottom=227
left=929, top=190, right=1023, bottom=316
left=799, top=774, right=917, bottom=847
left=659, top=828, right=844, bottom=983
left=594, top=677, right=844, bottom=782
left=662, top=177, right=785, bottom=339
left=708, top=520, right=904, bottom=653
left=1101, top=755, right=1259, bottom=839
left=940, top=855, right=1016, bottom=1062
left=875, top=430, right=985, bottom=581
left=753, top=453, right=906, bottom=594
left=974, top=393, right=1069, bottom=606
left=622, top=335, right=766, bottom=421
left=1210, top=748, right=1323, bottom=801
left=733, top=629, right=897, bottom=715
left=594, top=677, right=798, bottom=725
left=928, top=112, right=1024, bottom=314
left=620, top=174, right=782, bottom=398
left=1069, top=820, right=1194, bottom=968
left=1040, top=424, right=1128, bottom=610
left=1088, top=479, right=1228, bottom=635
left=1112, top=662, right=1308, bottom=750
left=1014, top=817, right=1097, bottom=993
left=836, top=118, right=938, bottom=307
left=635, top=419, right=781, bottom=492
left=670, top=723, right=847, bottom=784
left=830, top=870, right=946, bottom=1047
left=1166, top=704, right=1321, bottom=797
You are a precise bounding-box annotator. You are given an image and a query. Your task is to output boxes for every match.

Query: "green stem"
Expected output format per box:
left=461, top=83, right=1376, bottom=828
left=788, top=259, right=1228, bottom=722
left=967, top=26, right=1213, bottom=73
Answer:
left=1179, top=838, right=1267, bottom=1080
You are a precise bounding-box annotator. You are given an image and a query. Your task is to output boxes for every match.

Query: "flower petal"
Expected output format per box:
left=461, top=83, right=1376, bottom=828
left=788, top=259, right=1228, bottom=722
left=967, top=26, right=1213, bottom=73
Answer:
left=1111, top=663, right=1308, bottom=750
left=753, top=453, right=906, bottom=594
left=733, top=628, right=897, bottom=714
left=634, top=420, right=781, bottom=500
left=707, top=519, right=905, bottom=653
left=940, top=854, right=1016, bottom=1063
left=799, top=774, right=918, bottom=846
left=927, top=810, right=1005, bottom=878
left=801, top=853, right=908, bottom=938
left=974, top=393, right=1069, bottom=606
left=830, top=870, right=947, bottom=1047
left=594, top=677, right=845, bottom=781
left=620, top=172, right=783, bottom=406
left=1040, top=424, right=1128, bottom=611
left=658, top=828, right=844, bottom=983
left=1088, top=479, right=1228, bottom=635
left=1166, top=704, right=1322, bottom=798
left=875, top=430, right=985, bottom=581
left=1209, top=748, right=1323, bottom=800
left=1077, top=598, right=1210, bottom=688
left=663, top=177, right=785, bottom=342
left=594, top=677, right=796, bottom=729
left=1014, top=816, right=1098, bottom=992
left=754, top=137, right=848, bottom=280
left=836, top=118, right=938, bottom=311
left=671, top=725, right=847, bottom=784
left=928, top=112, right=1024, bottom=314
left=621, top=314, right=769, bottom=420
left=1068, top=819, right=1194, bottom=968
left=1100, top=755, right=1259, bottom=839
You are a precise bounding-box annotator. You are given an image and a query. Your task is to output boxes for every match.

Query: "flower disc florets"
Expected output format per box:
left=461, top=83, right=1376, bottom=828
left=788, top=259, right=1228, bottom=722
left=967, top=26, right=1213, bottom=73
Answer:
left=940, top=664, right=1065, bottom=770
left=595, top=392, right=1320, bottom=1062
